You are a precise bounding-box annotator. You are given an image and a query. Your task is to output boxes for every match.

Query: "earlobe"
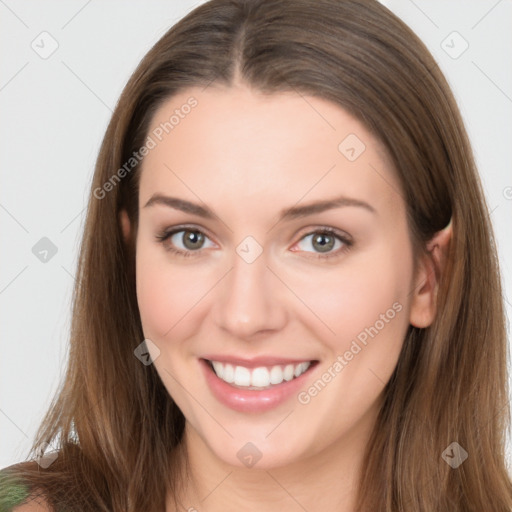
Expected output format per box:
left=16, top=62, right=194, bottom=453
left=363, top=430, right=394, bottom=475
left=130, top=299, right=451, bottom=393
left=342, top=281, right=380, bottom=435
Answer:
left=119, top=209, right=132, bottom=243
left=409, top=218, right=453, bottom=328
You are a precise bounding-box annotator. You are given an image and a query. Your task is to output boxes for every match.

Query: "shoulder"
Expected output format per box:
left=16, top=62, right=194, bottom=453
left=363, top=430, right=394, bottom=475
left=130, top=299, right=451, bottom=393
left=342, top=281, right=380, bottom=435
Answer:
left=12, top=499, right=51, bottom=512
left=0, top=462, right=52, bottom=512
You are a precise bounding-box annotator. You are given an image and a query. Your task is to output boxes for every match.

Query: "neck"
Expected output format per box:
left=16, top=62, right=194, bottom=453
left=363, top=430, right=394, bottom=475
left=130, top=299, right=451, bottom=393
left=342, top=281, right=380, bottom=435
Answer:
left=166, top=403, right=381, bottom=512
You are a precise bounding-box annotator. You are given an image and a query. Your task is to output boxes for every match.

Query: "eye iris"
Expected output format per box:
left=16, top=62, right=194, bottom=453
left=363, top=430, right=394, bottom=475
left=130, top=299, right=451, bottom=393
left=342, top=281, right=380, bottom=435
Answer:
left=183, top=230, right=204, bottom=250
left=313, top=233, right=335, bottom=253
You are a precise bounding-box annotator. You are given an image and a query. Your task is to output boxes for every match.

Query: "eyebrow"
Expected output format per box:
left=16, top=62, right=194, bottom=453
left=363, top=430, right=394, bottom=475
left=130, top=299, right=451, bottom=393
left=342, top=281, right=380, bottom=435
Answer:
left=143, top=193, right=376, bottom=221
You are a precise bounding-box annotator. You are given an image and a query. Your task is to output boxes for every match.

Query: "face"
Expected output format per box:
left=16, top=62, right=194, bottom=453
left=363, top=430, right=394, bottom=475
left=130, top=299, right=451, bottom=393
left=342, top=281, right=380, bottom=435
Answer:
left=126, top=84, right=429, bottom=470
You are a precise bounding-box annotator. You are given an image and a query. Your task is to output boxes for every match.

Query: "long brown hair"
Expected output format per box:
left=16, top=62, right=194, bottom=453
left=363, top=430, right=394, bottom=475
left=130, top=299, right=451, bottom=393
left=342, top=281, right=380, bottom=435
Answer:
left=2, top=0, right=511, bottom=510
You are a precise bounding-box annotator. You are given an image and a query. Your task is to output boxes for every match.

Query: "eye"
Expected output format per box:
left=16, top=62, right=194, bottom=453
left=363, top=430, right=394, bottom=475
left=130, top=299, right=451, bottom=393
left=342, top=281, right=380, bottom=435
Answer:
left=155, top=225, right=352, bottom=260
left=155, top=226, right=215, bottom=258
left=292, top=227, right=353, bottom=260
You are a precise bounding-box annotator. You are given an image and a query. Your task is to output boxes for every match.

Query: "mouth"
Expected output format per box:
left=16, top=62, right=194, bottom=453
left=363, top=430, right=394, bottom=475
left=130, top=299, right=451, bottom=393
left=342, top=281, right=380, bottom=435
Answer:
left=199, top=357, right=320, bottom=413
left=203, top=358, right=318, bottom=390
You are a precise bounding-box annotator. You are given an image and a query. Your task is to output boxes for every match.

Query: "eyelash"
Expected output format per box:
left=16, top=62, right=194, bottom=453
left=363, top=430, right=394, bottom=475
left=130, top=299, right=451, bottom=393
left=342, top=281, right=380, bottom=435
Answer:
left=154, top=225, right=353, bottom=260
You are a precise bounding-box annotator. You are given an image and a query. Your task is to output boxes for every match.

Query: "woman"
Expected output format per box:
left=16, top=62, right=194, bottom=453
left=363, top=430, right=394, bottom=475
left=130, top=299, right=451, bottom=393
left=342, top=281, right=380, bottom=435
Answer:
left=1, top=0, right=511, bottom=510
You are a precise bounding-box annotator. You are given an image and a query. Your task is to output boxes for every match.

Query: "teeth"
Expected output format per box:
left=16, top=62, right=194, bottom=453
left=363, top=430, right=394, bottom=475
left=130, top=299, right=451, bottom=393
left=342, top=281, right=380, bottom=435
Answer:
left=211, top=361, right=224, bottom=379
left=284, top=364, right=295, bottom=381
left=209, top=360, right=312, bottom=388
left=223, top=363, right=235, bottom=383
left=251, top=367, right=269, bottom=387
left=234, top=365, right=251, bottom=386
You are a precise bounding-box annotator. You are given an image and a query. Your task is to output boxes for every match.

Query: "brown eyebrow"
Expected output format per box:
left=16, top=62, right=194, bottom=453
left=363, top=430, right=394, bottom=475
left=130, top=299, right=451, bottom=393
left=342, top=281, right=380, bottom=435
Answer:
left=143, top=193, right=376, bottom=221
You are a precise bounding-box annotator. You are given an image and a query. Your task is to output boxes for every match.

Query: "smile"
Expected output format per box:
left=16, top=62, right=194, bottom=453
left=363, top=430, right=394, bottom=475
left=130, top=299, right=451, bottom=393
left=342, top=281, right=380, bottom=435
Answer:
left=208, top=360, right=312, bottom=389
left=200, top=357, right=319, bottom=413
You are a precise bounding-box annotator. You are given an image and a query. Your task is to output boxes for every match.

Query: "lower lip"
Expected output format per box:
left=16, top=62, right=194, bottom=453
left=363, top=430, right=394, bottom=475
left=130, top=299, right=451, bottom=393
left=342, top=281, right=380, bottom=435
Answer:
left=200, top=359, right=318, bottom=413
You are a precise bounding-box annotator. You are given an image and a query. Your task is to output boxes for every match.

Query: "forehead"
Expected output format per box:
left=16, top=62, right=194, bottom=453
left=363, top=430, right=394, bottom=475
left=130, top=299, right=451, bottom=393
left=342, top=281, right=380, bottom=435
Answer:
left=138, top=84, right=402, bottom=219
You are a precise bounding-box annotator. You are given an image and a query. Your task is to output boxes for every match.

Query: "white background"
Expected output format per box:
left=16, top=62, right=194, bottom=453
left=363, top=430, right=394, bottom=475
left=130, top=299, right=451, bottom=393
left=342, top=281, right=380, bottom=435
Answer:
left=1, top=0, right=511, bottom=468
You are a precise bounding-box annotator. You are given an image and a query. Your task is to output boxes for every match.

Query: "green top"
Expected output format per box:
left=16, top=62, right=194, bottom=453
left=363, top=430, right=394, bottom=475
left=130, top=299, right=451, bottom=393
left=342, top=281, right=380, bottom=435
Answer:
left=0, top=468, right=32, bottom=512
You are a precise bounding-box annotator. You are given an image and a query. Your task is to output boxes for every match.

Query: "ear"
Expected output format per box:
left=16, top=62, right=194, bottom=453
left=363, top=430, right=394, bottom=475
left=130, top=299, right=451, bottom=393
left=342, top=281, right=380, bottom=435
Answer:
left=119, top=209, right=132, bottom=243
left=409, top=218, right=453, bottom=328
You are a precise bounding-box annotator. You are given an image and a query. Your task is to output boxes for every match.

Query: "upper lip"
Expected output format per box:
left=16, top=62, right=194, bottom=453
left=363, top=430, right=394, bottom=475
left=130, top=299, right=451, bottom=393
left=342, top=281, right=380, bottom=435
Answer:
left=201, top=355, right=318, bottom=369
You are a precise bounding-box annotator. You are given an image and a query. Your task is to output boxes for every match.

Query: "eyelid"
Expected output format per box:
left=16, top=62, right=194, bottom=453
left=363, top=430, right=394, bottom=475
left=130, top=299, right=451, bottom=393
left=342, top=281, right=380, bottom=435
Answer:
left=156, top=224, right=353, bottom=259
left=289, top=226, right=353, bottom=258
left=155, top=224, right=218, bottom=252
left=156, top=223, right=216, bottom=241
left=293, top=225, right=353, bottom=244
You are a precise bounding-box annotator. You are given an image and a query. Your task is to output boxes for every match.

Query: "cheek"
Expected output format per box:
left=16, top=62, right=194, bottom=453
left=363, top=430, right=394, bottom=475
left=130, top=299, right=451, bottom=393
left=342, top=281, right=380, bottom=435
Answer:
left=291, top=245, right=413, bottom=434
left=300, top=235, right=414, bottom=366
left=135, top=245, right=216, bottom=341
left=136, top=243, right=184, bottom=340
left=345, top=251, right=412, bottom=379
left=136, top=260, right=172, bottom=339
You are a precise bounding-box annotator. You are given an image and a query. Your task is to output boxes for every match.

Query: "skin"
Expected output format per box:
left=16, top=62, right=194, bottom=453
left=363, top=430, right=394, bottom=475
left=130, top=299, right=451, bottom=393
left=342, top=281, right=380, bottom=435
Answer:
left=120, top=82, right=451, bottom=512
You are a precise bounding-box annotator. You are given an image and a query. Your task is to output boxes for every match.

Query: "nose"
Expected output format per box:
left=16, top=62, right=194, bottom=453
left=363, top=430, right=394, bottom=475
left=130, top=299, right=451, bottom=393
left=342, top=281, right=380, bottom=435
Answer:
left=212, top=247, right=288, bottom=340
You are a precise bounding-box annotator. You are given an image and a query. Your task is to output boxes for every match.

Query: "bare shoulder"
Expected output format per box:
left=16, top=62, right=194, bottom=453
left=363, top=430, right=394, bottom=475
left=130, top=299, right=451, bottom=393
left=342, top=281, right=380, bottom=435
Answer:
left=12, top=497, right=52, bottom=512
left=0, top=461, right=52, bottom=512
